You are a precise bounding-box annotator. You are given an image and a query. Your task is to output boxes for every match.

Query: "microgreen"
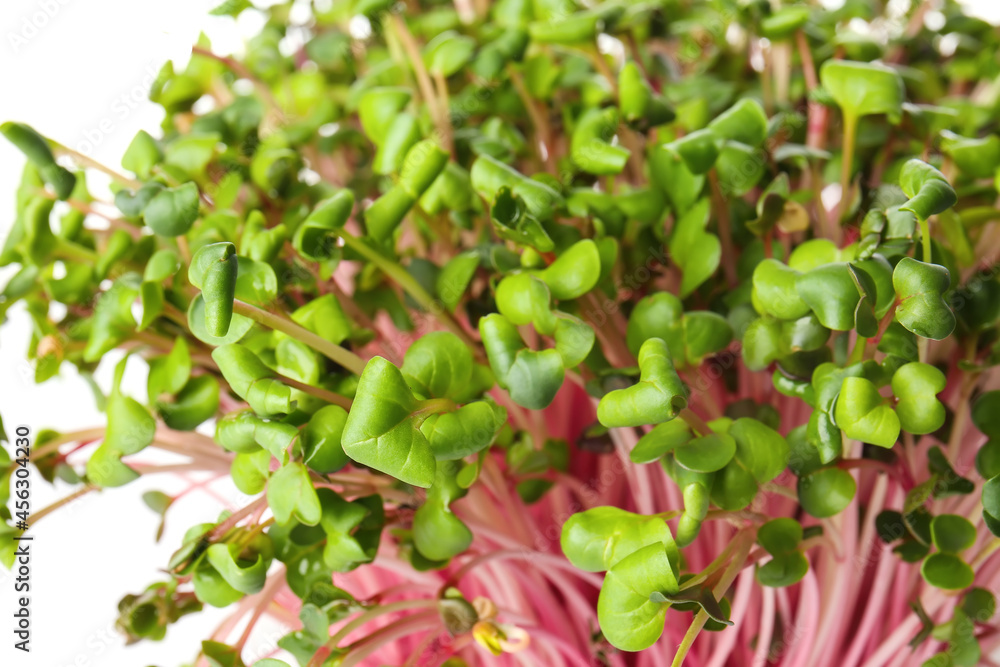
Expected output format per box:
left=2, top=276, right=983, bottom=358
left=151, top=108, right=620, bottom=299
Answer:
left=3, top=2, right=1000, bottom=665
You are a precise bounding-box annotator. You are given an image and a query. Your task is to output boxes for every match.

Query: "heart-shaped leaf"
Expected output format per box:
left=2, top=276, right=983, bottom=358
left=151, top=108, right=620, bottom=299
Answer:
left=834, top=376, right=900, bottom=448
left=798, top=467, right=856, bottom=518
left=561, top=506, right=678, bottom=573
left=670, top=198, right=721, bottom=297
left=206, top=543, right=268, bottom=594
left=596, top=543, right=679, bottom=652
left=143, top=182, right=200, bottom=236
left=597, top=338, right=687, bottom=428
left=341, top=357, right=437, bottom=488
left=893, top=257, right=956, bottom=340
left=267, top=462, right=322, bottom=526
left=892, top=362, right=946, bottom=435
left=820, top=60, right=904, bottom=123
left=898, top=159, right=957, bottom=221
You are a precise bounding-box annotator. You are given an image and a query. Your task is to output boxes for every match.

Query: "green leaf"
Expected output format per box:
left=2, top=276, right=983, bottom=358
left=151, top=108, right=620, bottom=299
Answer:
left=973, top=392, right=1000, bottom=438
left=341, top=357, right=436, bottom=488
left=232, top=450, right=270, bottom=495
left=597, top=338, right=687, bottom=428
left=293, top=190, right=353, bottom=261
left=0, top=122, right=76, bottom=199
left=596, top=543, right=678, bottom=652
left=892, top=362, right=946, bottom=435
left=301, top=405, right=349, bottom=474
left=752, top=259, right=810, bottom=320
left=479, top=313, right=565, bottom=410
left=143, top=182, right=200, bottom=236
left=147, top=337, right=192, bottom=400
left=436, top=251, right=479, bottom=311
left=190, top=242, right=239, bottom=338
left=921, top=552, right=974, bottom=590
left=267, top=462, right=321, bottom=526
left=930, top=514, right=976, bottom=553
left=728, top=417, right=789, bottom=483
left=893, top=257, right=956, bottom=340
left=708, top=99, right=768, bottom=147
left=413, top=462, right=472, bottom=561
left=489, top=187, right=555, bottom=252
left=630, top=420, right=693, bottom=464
left=757, top=552, right=809, bottom=588
left=83, top=274, right=141, bottom=362
left=358, top=87, right=412, bottom=140
left=625, top=292, right=732, bottom=367
left=206, top=543, right=267, bottom=594
left=86, top=390, right=157, bottom=488
left=193, top=560, right=244, bottom=608
left=898, top=159, right=957, bottom=221
left=834, top=376, right=900, bottom=448
left=668, top=129, right=722, bottom=175
left=317, top=489, right=379, bottom=571
left=420, top=400, right=506, bottom=460
left=649, top=144, right=704, bottom=213
left=212, top=344, right=295, bottom=417
left=423, top=31, right=476, bottom=77
left=674, top=433, right=736, bottom=473
left=401, top=331, right=473, bottom=401
left=561, top=506, right=679, bottom=573
left=158, top=376, right=220, bottom=431
left=121, top=130, right=161, bottom=179
left=366, top=140, right=449, bottom=241
left=940, top=130, right=1000, bottom=179
left=571, top=108, right=630, bottom=175
left=758, top=518, right=803, bottom=555
left=819, top=60, right=904, bottom=123
left=798, top=467, right=856, bottom=518
left=670, top=199, right=721, bottom=297
left=795, top=263, right=859, bottom=331
left=472, top=155, right=564, bottom=221
left=538, top=239, right=600, bottom=300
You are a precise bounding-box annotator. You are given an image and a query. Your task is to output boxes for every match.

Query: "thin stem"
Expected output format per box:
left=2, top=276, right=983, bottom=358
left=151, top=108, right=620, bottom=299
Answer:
left=431, top=70, right=454, bottom=156
left=49, top=141, right=141, bottom=189
left=507, top=64, right=556, bottom=175
left=234, top=569, right=287, bottom=650
left=29, top=427, right=106, bottom=461
left=839, top=112, right=858, bottom=224
left=25, top=485, right=97, bottom=529
left=208, top=496, right=268, bottom=541
left=672, top=531, right=754, bottom=666
left=390, top=15, right=448, bottom=148
left=708, top=169, right=738, bottom=286
left=338, top=231, right=476, bottom=349
left=231, top=300, right=367, bottom=376
left=279, top=375, right=353, bottom=409
left=679, top=408, right=713, bottom=436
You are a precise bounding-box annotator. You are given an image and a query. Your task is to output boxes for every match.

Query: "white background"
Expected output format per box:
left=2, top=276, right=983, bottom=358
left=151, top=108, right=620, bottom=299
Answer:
left=0, top=1, right=998, bottom=666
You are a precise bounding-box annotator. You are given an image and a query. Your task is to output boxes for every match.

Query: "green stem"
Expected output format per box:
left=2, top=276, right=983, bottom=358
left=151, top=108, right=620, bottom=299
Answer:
left=54, top=238, right=97, bottom=263
left=231, top=300, right=367, bottom=376
left=29, top=428, right=107, bottom=461
left=847, top=331, right=867, bottom=365
left=918, top=216, right=933, bottom=265
left=339, top=231, right=476, bottom=348
left=49, top=141, right=141, bottom=189
left=679, top=408, right=713, bottom=436
left=839, top=112, right=858, bottom=225
left=708, top=169, right=738, bottom=287
left=672, top=531, right=754, bottom=667
left=24, top=485, right=97, bottom=529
